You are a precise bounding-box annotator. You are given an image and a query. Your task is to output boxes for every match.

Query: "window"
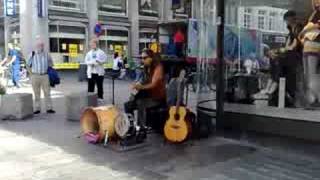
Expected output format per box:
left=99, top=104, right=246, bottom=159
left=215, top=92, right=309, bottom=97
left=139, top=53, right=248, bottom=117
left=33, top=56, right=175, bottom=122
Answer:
left=98, top=0, right=127, bottom=15
left=49, top=0, right=85, bottom=11
left=50, top=38, right=59, bottom=52
left=139, top=0, right=159, bottom=17
left=257, top=10, right=266, bottom=30
left=244, top=14, right=251, bottom=28
left=258, top=16, right=265, bottom=29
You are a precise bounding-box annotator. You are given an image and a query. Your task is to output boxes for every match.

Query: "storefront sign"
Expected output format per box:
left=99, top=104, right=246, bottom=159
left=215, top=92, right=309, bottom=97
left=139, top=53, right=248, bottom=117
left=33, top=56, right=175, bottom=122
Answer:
left=69, top=44, right=78, bottom=58
left=37, top=0, right=47, bottom=17
left=4, top=0, right=16, bottom=16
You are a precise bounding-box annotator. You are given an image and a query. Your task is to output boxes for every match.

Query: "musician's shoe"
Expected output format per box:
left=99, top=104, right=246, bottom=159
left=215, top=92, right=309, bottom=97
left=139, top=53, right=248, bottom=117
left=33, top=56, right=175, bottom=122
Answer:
left=47, top=110, right=56, bottom=114
left=34, top=110, right=41, bottom=115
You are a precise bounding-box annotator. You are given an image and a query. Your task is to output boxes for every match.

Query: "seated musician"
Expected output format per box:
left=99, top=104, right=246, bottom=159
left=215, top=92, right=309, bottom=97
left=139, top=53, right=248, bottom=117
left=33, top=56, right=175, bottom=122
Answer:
left=125, top=49, right=166, bottom=133
left=260, top=11, right=303, bottom=106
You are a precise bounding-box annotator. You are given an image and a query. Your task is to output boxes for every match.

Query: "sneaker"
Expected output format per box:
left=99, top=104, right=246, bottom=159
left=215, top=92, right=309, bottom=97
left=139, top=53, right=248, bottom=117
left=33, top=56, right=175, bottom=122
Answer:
left=47, top=110, right=56, bottom=114
left=34, top=110, right=41, bottom=114
left=98, top=99, right=105, bottom=106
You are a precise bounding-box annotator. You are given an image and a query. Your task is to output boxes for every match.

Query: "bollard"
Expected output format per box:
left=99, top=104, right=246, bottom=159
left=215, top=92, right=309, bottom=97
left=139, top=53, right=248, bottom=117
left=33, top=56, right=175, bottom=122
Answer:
left=278, top=78, right=286, bottom=108
left=0, top=93, right=33, bottom=120
left=65, top=92, right=97, bottom=121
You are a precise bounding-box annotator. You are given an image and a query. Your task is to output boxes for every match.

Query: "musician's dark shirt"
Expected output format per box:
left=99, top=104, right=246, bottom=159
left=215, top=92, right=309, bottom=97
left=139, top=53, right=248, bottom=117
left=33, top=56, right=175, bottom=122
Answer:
left=286, top=23, right=304, bottom=52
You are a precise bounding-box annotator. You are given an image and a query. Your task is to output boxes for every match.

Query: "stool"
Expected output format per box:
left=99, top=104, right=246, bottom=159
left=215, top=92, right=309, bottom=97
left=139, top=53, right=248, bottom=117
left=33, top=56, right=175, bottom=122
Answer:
left=0, top=93, right=33, bottom=120
left=146, top=104, right=168, bottom=134
left=65, top=92, right=97, bottom=121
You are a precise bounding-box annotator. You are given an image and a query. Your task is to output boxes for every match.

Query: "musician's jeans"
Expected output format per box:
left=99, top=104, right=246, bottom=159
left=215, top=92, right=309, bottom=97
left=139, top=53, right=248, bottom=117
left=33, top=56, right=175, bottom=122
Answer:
left=303, top=53, right=320, bottom=105
left=273, top=51, right=301, bottom=100
left=125, top=91, right=163, bottom=128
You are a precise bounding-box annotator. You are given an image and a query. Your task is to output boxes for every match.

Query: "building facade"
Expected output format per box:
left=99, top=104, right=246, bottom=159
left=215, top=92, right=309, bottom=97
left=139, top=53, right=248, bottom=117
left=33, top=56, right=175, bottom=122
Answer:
left=2, top=0, right=192, bottom=68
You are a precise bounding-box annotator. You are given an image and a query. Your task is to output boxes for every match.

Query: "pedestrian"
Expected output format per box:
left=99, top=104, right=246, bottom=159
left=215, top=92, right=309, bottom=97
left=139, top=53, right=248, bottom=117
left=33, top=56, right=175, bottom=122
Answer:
left=3, top=44, right=21, bottom=88
left=85, top=39, right=107, bottom=104
left=173, top=27, right=185, bottom=58
left=112, top=52, right=123, bottom=74
left=27, top=40, right=55, bottom=114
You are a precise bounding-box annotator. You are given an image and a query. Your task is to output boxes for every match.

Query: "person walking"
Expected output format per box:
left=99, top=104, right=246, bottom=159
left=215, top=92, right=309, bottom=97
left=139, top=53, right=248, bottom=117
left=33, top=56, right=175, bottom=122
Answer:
left=27, top=40, right=55, bottom=114
left=85, top=39, right=107, bottom=104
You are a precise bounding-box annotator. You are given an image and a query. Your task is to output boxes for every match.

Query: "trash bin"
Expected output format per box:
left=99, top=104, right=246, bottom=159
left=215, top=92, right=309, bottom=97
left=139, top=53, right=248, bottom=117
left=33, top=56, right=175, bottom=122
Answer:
left=78, top=63, right=87, bottom=82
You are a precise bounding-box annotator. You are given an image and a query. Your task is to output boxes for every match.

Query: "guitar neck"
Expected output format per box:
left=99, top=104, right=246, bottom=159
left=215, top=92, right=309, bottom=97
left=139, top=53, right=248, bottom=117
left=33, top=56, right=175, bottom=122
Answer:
left=175, top=80, right=183, bottom=114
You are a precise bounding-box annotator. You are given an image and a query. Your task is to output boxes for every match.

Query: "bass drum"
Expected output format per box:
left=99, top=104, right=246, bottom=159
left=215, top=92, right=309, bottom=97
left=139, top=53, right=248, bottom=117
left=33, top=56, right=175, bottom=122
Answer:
left=115, top=112, right=131, bottom=138
left=81, top=106, right=119, bottom=142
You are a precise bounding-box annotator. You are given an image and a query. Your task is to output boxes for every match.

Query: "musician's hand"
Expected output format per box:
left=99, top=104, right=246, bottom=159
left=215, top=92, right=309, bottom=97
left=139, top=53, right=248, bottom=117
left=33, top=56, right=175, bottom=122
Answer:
left=134, top=83, right=144, bottom=90
left=131, top=83, right=144, bottom=91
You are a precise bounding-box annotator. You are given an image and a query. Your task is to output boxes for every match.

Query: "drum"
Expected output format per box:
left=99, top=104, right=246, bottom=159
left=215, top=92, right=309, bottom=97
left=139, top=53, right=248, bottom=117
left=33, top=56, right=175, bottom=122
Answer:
left=81, top=106, right=119, bottom=143
left=114, top=112, right=131, bottom=139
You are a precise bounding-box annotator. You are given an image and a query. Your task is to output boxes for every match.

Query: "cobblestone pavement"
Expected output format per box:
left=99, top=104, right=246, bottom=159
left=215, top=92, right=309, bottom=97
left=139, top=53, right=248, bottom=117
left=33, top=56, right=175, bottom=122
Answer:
left=1, top=72, right=320, bottom=180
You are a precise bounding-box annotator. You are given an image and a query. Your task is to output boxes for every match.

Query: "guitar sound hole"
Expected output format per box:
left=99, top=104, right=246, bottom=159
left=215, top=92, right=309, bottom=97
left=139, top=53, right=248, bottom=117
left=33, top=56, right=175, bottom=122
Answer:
left=174, top=114, right=180, bottom=120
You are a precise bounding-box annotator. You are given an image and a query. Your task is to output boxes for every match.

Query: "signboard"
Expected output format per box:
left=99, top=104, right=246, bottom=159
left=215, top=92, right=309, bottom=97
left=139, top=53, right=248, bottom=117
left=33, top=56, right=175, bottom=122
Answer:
left=69, top=44, right=78, bottom=58
left=114, top=45, right=123, bottom=56
left=37, top=0, right=47, bottom=17
left=4, top=0, right=16, bottom=16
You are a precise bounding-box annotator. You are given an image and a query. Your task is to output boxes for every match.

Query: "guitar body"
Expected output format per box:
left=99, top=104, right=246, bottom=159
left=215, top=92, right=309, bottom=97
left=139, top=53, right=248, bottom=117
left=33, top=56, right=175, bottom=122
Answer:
left=164, top=106, right=191, bottom=143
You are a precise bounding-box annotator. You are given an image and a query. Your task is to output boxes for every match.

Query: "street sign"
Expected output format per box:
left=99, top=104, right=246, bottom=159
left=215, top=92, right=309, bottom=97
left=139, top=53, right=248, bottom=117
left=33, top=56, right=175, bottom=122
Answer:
left=69, top=44, right=78, bottom=58
left=4, top=0, right=16, bottom=16
left=94, top=23, right=103, bottom=37
left=37, top=0, right=48, bottom=17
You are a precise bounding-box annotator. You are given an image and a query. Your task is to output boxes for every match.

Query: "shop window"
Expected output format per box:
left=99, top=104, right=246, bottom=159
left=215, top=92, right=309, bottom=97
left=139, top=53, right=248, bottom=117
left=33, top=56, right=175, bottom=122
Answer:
left=98, top=0, right=127, bottom=15
left=193, top=0, right=318, bottom=127
left=50, top=38, right=59, bottom=53
left=49, top=25, right=58, bottom=33
left=139, top=0, right=159, bottom=17
left=58, top=39, right=84, bottom=54
left=107, top=30, right=128, bottom=37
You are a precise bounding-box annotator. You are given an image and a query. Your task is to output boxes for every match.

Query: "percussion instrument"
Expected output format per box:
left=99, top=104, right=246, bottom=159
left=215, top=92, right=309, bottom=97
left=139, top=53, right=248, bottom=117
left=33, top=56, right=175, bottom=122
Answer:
left=81, top=106, right=119, bottom=143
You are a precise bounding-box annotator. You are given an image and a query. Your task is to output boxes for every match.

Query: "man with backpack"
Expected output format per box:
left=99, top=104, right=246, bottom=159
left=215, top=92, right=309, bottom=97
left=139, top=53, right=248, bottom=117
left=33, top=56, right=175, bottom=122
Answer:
left=27, top=39, right=55, bottom=114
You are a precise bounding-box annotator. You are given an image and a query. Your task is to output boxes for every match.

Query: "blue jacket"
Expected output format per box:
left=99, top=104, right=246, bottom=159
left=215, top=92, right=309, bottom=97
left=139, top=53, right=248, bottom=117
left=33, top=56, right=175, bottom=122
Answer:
left=48, top=67, right=60, bottom=87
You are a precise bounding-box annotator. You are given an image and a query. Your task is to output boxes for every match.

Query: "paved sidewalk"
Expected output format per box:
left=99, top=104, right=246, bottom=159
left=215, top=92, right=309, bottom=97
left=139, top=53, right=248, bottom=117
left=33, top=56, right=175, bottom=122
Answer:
left=1, top=72, right=320, bottom=180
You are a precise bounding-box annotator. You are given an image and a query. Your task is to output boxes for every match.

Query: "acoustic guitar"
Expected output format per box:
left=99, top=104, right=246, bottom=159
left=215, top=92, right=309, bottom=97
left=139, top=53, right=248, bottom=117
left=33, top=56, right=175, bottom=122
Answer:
left=164, top=70, right=191, bottom=143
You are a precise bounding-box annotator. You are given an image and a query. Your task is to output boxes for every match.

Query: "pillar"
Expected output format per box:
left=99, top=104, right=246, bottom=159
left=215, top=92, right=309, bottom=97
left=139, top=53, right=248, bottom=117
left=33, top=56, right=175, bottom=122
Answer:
left=20, top=0, right=49, bottom=57
left=86, top=0, right=98, bottom=41
left=128, top=0, right=140, bottom=58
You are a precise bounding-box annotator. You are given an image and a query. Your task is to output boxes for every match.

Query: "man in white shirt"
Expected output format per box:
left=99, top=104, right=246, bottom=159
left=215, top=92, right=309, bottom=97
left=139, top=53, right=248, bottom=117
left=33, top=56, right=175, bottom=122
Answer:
left=85, top=39, right=107, bottom=103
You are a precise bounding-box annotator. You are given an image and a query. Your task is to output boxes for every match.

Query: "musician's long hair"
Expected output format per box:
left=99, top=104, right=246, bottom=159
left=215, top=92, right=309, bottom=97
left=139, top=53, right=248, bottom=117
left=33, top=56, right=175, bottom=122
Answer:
left=309, top=0, right=320, bottom=23
left=142, top=49, right=161, bottom=82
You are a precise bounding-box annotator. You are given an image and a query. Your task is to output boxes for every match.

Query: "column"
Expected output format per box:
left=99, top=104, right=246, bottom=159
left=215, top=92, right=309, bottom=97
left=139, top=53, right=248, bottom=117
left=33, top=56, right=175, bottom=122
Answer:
left=128, top=0, right=140, bottom=57
left=4, top=17, right=10, bottom=56
left=86, top=0, right=98, bottom=41
left=163, top=0, right=173, bottom=22
left=20, top=0, right=49, bottom=57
